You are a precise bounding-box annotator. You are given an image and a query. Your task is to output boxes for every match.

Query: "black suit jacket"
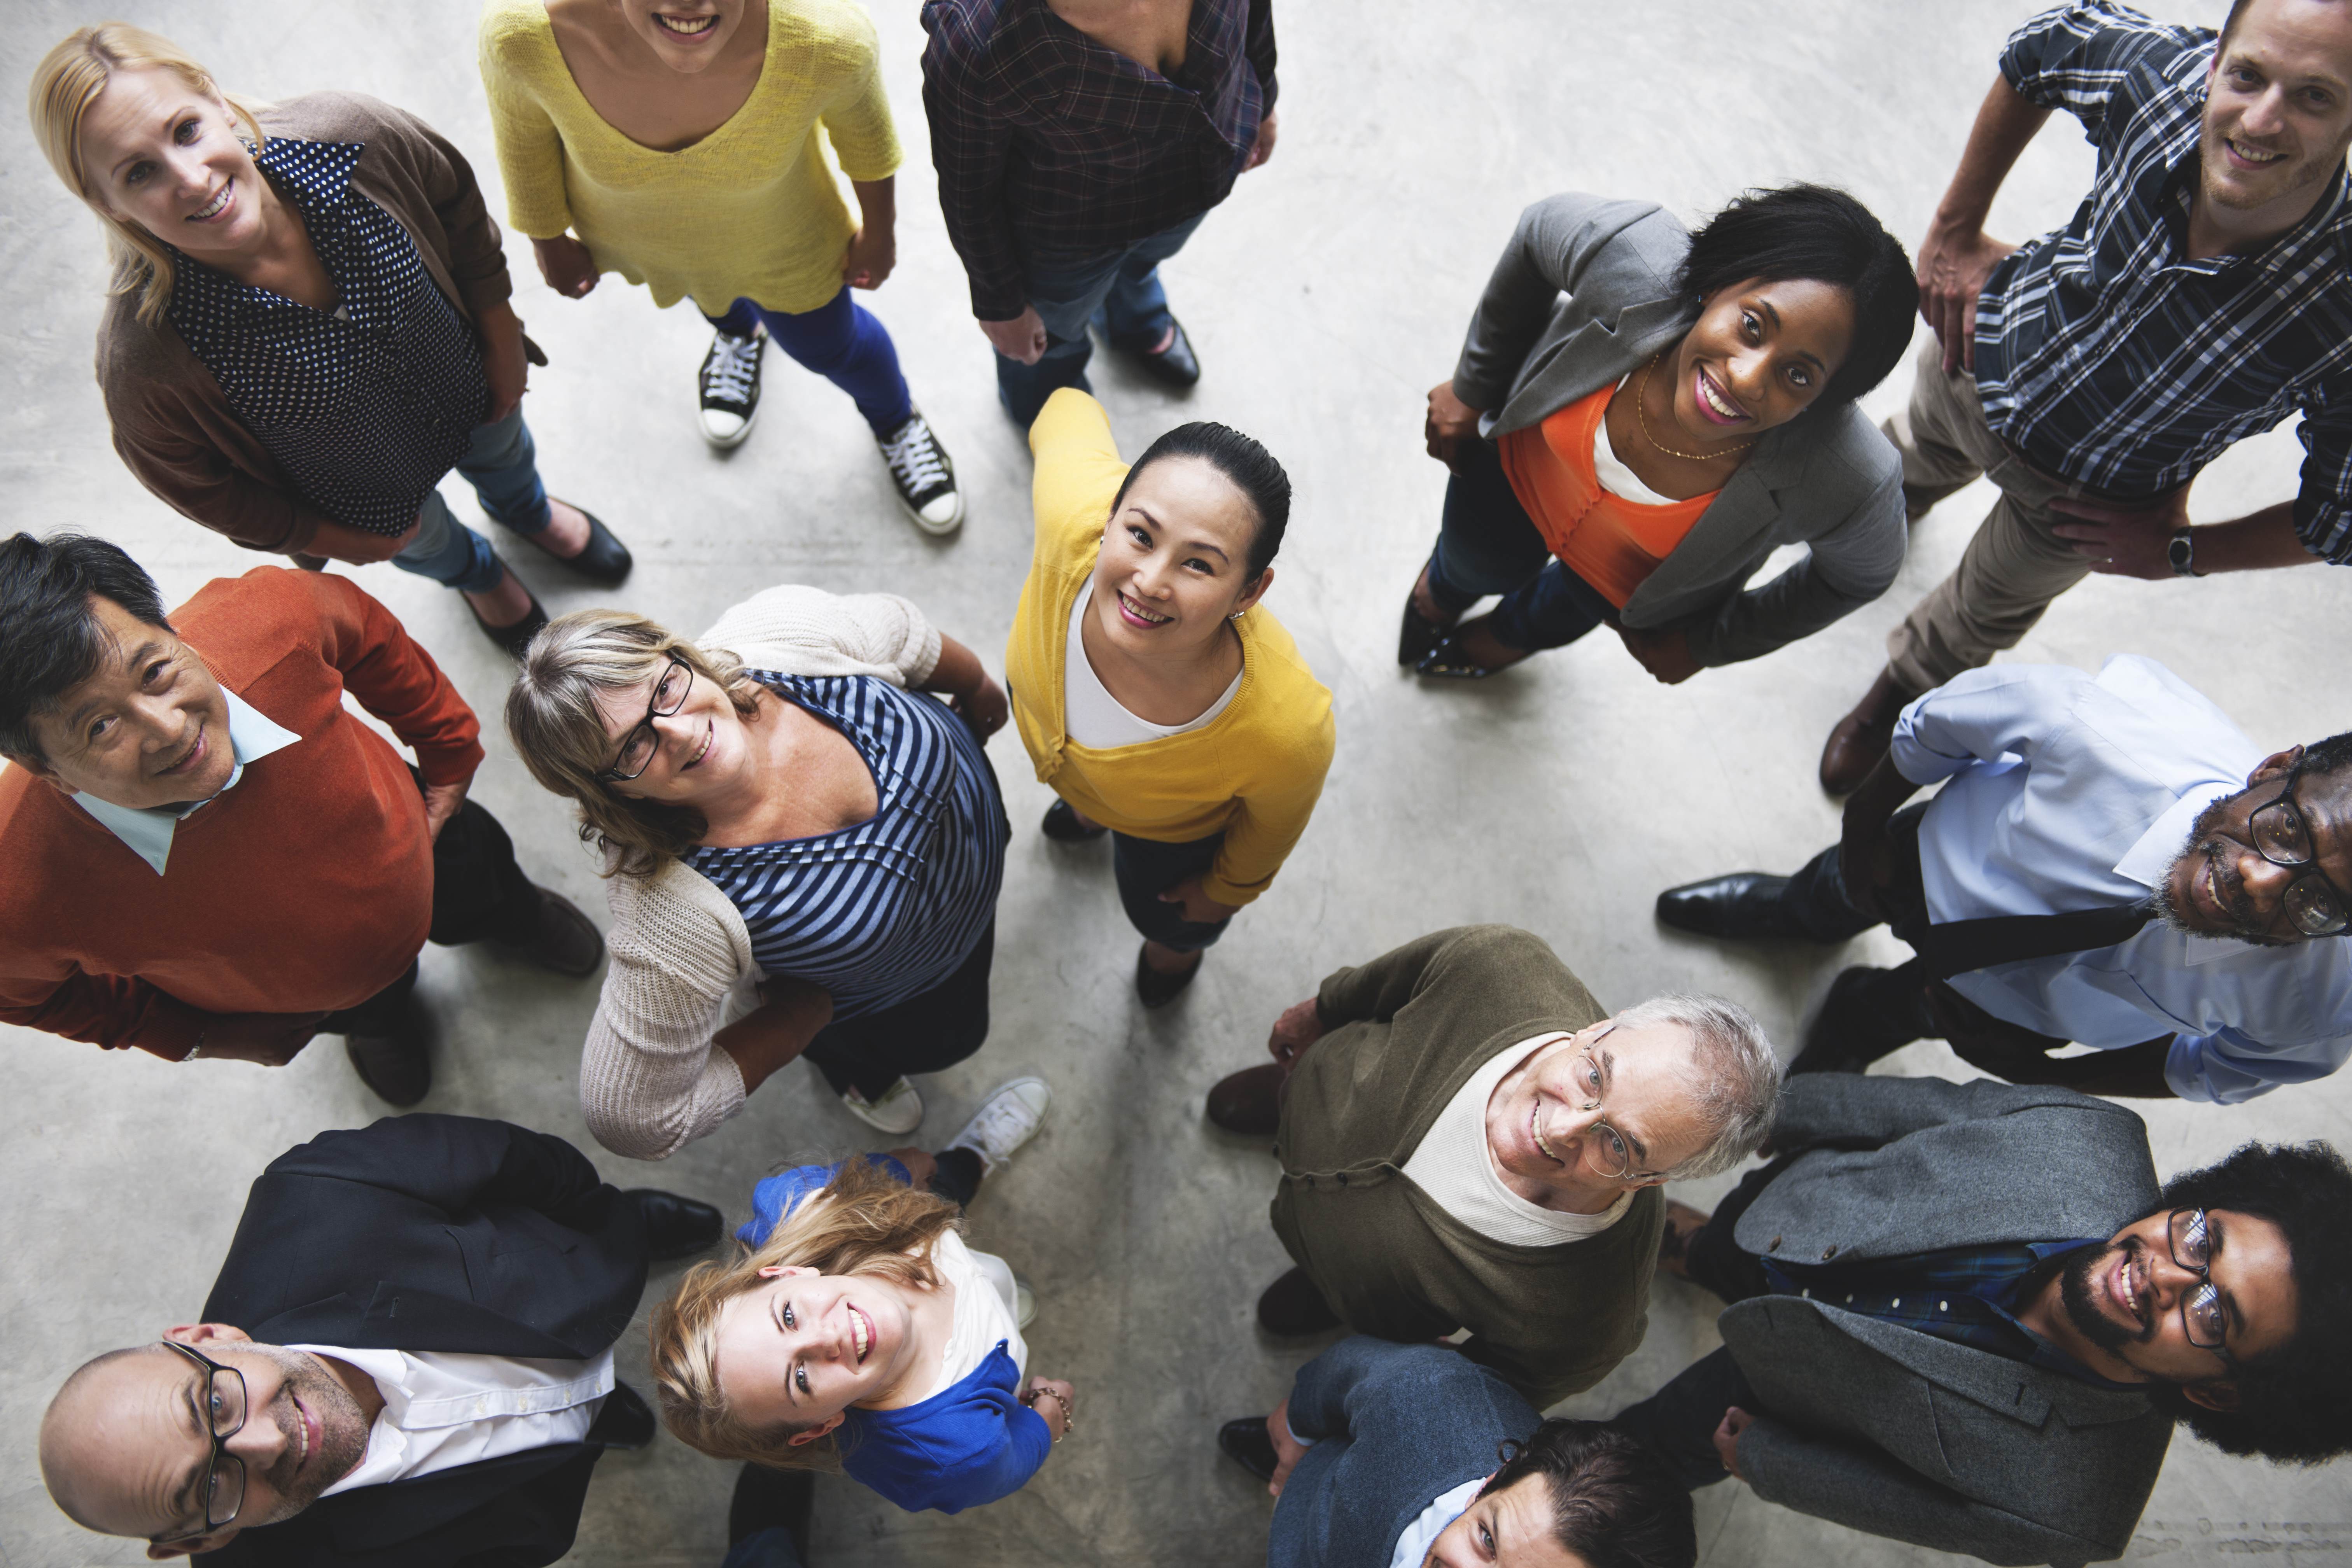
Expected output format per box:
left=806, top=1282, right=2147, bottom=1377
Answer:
left=195, top=1115, right=649, bottom=1568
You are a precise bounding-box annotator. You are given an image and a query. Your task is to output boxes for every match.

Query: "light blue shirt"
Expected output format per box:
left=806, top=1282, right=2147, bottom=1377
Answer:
left=1890, top=655, right=2352, bottom=1104
left=70, top=690, right=299, bottom=876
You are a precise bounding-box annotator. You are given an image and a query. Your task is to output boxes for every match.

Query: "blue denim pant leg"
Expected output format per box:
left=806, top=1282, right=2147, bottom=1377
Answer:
left=393, top=493, right=506, bottom=593
left=719, top=1529, right=804, bottom=1568
left=709, top=290, right=913, bottom=435
left=1111, top=829, right=1231, bottom=952
left=997, top=212, right=1209, bottom=425
left=456, top=406, right=553, bottom=535
left=1424, top=436, right=1611, bottom=651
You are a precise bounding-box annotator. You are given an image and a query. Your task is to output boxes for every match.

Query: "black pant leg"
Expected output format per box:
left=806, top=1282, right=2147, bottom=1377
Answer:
left=929, top=1146, right=985, bottom=1208
left=429, top=792, right=543, bottom=947
left=1609, top=1347, right=1759, bottom=1491
left=801, top=922, right=997, bottom=1099
left=1111, top=831, right=1230, bottom=951
left=1684, top=1153, right=1797, bottom=1304
left=316, top=959, right=420, bottom=1036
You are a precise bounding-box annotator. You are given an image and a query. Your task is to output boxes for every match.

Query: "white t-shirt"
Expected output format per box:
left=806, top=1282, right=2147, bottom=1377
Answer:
left=924, top=1229, right=1026, bottom=1400
left=1592, top=379, right=1676, bottom=505
left=1398, top=1032, right=1633, bottom=1245
left=1062, top=588, right=1242, bottom=749
left=1390, top=1476, right=1487, bottom=1568
left=287, top=1345, right=614, bottom=1496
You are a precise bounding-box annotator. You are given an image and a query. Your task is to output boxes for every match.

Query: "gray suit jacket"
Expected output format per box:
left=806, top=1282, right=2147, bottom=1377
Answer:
left=1450, top=192, right=1906, bottom=666
left=1720, top=1075, right=2172, bottom=1568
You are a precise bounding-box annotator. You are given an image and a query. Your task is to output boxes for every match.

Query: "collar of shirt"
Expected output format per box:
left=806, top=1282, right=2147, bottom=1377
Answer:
left=1387, top=1475, right=1488, bottom=1568
left=285, top=1344, right=615, bottom=1497
left=174, top=138, right=364, bottom=317
left=69, top=687, right=299, bottom=875
left=2111, top=777, right=2260, bottom=968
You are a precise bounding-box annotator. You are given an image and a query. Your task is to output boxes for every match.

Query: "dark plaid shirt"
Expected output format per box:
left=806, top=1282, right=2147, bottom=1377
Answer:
left=1761, top=1240, right=2136, bottom=1388
left=919, top=0, right=1277, bottom=319
left=1973, top=1, right=2352, bottom=562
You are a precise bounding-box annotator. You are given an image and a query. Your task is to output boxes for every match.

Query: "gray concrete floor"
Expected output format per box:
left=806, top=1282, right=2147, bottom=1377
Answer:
left=5, top=0, right=2351, bottom=1563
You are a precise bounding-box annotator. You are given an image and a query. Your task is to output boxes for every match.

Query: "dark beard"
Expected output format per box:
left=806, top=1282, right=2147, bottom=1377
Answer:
left=243, top=1346, right=373, bottom=1522
left=2058, top=1239, right=2144, bottom=1357
left=2153, top=796, right=2287, bottom=947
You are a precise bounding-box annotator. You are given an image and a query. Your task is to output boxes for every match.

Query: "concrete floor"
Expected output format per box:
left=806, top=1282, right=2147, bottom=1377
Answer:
left=5, top=0, right=2351, bottom=1563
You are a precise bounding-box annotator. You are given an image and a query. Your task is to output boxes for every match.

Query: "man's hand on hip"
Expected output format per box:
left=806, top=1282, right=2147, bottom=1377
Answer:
left=2050, top=489, right=2191, bottom=579
left=1916, top=217, right=2015, bottom=375
left=192, top=1011, right=331, bottom=1066
left=1267, top=998, right=1325, bottom=1066
left=980, top=308, right=1049, bottom=366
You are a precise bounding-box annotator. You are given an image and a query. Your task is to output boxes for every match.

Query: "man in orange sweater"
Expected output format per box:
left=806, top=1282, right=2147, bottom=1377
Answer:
left=0, top=534, right=600, bottom=1103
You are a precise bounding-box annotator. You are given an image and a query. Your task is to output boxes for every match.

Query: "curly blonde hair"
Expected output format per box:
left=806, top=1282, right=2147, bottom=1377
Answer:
left=29, top=24, right=268, bottom=326
left=648, top=1158, right=960, bottom=1471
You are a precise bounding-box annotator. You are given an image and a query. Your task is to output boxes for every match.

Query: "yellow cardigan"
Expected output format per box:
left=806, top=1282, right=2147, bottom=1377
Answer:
left=478, top=0, right=900, bottom=316
left=1007, top=391, right=1335, bottom=909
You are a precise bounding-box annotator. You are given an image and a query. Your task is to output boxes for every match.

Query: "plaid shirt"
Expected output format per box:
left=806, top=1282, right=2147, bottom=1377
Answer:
left=919, top=0, right=1276, bottom=320
left=1974, top=1, right=2352, bottom=562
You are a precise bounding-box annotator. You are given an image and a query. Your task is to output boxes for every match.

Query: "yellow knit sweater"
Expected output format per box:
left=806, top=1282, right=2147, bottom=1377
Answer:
left=1007, top=391, right=1335, bottom=909
left=478, top=0, right=901, bottom=316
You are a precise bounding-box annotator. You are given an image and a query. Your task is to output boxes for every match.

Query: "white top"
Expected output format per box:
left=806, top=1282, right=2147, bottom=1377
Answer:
left=1390, top=1476, right=1487, bottom=1568
left=925, top=1229, right=1026, bottom=1400
left=72, top=688, right=299, bottom=875
left=1400, top=1032, right=1634, bottom=1245
left=288, top=1344, right=614, bottom=1496
left=1061, top=588, right=1242, bottom=749
left=1890, top=655, right=2352, bottom=1104
left=1591, top=378, right=1676, bottom=505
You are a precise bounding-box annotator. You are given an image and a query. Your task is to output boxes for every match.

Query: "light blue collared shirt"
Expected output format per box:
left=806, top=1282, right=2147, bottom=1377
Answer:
left=70, top=690, right=300, bottom=876
left=1890, top=655, right=2352, bottom=1105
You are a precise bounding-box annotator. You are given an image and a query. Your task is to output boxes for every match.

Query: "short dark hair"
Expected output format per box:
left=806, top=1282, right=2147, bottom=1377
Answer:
left=1674, top=184, right=1920, bottom=408
left=0, top=532, right=170, bottom=763
left=1109, top=421, right=1293, bottom=579
left=2295, top=728, right=2352, bottom=782
left=2146, top=1140, right=2352, bottom=1463
left=1479, top=1418, right=1697, bottom=1568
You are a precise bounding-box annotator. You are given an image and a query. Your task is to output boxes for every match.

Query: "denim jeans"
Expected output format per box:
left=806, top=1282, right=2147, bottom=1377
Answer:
left=394, top=407, right=552, bottom=594
left=707, top=288, right=913, bottom=436
left=996, top=212, right=1209, bottom=424
left=719, top=1530, right=803, bottom=1568
left=1424, top=436, right=1619, bottom=652
left=1112, top=830, right=1232, bottom=952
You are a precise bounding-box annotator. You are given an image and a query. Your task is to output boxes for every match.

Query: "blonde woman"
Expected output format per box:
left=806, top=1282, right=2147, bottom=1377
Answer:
left=651, top=1118, right=1072, bottom=1515
left=507, top=584, right=1010, bottom=1159
left=30, top=24, right=628, bottom=655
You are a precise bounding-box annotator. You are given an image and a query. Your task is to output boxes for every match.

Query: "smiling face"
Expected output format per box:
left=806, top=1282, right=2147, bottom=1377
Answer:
left=1422, top=1474, right=1588, bottom=1568
left=75, top=65, right=266, bottom=266
left=1088, top=455, right=1272, bottom=663
left=1483, top=1021, right=1713, bottom=1203
left=593, top=660, right=761, bottom=808
left=2055, top=1208, right=2297, bottom=1391
left=710, top=1267, right=918, bottom=1443
left=2200, top=0, right=2352, bottom=223
left=2158, top=749, right=2352, bottom=945
left=617, top=0, right=754, bottom=72
left=20, top=595, right=234, bottom=810
left=1663, top=276, right=1855, bottom=449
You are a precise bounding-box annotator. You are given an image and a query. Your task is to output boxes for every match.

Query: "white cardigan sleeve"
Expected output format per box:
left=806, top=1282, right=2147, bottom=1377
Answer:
left=697, top=585, right=942, bottom=686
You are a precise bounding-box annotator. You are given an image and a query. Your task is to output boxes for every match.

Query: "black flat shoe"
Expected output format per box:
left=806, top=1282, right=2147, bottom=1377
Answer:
left=1218, top=1416, right=1278, bottom=1483
left=1116, top=317, right=1200, bottom=388
left=1654, top=873, right=1795, bottom=940
left=1416, top=633, right=1507, bottom=680
left=1042, top=798, right=1107, bottom=842
left=1136, top=944, right=1202, bottom=1008
left=521, top=504, right=632, bottom=586
left=469, top=583, right=548, bottom=660
left=728, top=1464, right=813, bottom=1556
left=589, top=1381, right=656, bottom=1449
left=630, top=1189, right=724, bottom=1260
left=1398, top=593, right=1450, bottom=668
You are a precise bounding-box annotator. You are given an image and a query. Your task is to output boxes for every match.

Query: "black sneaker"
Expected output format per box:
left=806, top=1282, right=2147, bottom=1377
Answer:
left=877, top=409, right=964, bottom=535
left=698, top=325, right=765, bottom=449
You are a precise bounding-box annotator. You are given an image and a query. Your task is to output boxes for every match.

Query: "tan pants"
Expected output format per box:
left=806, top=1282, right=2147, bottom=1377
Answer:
left=1880, top=336, right=2105, bottom=694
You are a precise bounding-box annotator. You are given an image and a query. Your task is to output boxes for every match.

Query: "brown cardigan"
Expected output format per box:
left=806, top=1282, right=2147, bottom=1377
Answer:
left=94, top=91, right=520, bottom=556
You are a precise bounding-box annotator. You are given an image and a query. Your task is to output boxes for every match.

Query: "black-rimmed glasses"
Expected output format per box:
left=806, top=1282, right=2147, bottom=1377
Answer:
left=152, top=1339, right=247, bottom=1543
left=597, top=656, right=692, bottom=784
left=2246, top=759, right=2350, bottom=937
left=2166, top=1208, right=2238, bottom=1369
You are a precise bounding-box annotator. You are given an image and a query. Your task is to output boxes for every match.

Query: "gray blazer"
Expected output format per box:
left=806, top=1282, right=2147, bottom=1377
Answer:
left=1720, top=1075, right=2172, bottom=1568
left=1450, top=192, right=1906, bottom=666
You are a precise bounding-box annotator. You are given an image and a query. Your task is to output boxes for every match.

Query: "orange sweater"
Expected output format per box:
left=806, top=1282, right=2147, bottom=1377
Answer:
left=1498, top=383, right=1716, bottom=608
left=0, top=568, right=483, bottom=1059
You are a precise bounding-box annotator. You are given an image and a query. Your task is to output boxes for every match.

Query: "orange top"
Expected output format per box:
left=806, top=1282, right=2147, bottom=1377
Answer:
left=1497, top=382, right=1718, bottom=608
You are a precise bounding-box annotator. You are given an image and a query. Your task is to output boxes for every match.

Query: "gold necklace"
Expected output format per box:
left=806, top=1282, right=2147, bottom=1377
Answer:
left=1636, top=353, right=1754, bottom=463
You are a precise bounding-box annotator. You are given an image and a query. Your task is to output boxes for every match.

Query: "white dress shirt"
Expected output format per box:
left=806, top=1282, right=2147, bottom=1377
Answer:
left=1062, top=588, right=1242, bottom=749
left=70, top=688, right=299, bottom=875
left=287, top=1344, right=613, bottom=1496
left=1388, top=1475, right=1486, bottom=1568
left=1398, top=1033, right=1634, bottom=1244
left=1890, top=655, right=2352, bottom=1103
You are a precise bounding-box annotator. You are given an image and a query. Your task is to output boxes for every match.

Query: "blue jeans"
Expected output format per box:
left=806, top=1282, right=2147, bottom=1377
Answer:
left=1423, top=436, right=1619, bottom=653
left=1112, top=829, right=1232, bottom=952
left=719, top=1530, right=803, bottom=1568
left=394, top=407, right=551, bottom=594
left=707, top=288, right=912, bottom=436
left=996, top=212, right=1208, bottom=425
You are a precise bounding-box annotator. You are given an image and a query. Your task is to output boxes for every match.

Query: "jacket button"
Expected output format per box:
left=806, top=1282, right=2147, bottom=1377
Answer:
left=1820, top=1244, right=1839, bottom=1260
left=1335, top=1172, right=1349, bottom=1186
left=1767, top=1236, right=1782, bottom=1253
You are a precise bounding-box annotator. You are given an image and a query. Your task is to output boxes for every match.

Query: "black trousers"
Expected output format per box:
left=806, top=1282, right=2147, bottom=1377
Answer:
left=801, top=921, right=997, bottom=1101
left=319, top=780, right=541, bottom=1035
left=1776, top=802, right=1931, bottom=944
left=1112, top=830, right=1232, bottom=952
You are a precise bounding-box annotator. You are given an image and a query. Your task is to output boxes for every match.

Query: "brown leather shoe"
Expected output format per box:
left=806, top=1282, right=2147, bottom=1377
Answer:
left=1256, top=1266, right=1342, bottom=1337
left=506, top=886, right=605, bottom=978
left=344, top=991, right=431, bottom=1107
left=1818, top=669, right=1917, bottom=795
left=1656, top=1199, right=1712, bottom=1279
left=1207, top=1064, right=1283, bottom=1136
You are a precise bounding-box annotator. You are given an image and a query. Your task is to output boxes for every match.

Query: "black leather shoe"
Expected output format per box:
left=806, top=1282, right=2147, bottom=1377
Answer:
left=1218, top=1416, right=1278, bottom=1483
left=521, top=504, right=633, bottom=586
left=1042, top=798, right=1107, bottom=842
left=632, top=1189, right=723, bottom=1261
left=504, top=886, right=605, bottom=978
left=343, top=991, right=431, bottom=1107
left=1207, top=1063, right=1283, bottom=1136
left=469, top=581, right=549, bottom=660
left=590, top=1381, right=656, bottom=1450
left=1655, top=873, right=1795, bottom=940
left=1398, top=593, right=1449, bottom=668
left=1257, top=1266, right=1342, bottom=1337
left=1791, top=962, right=1933, bottom=1075
left=1116, top=317, right=1201, bottom=388
left=728, top=1464, right=814, bottom=1558
left=1136, top=944, right=1203, bottom=1008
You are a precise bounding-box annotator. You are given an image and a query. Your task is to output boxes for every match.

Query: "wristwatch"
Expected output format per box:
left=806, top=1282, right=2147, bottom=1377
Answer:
left=2167, top=529, right=2203, bottom=578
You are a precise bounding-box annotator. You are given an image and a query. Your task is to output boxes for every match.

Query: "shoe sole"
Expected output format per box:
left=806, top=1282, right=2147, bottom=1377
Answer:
left=897, top=485, right=966, bottom=537
left=842, top=1093, right=924, bottom=1136
left=699, top=406, right=758, bottom=450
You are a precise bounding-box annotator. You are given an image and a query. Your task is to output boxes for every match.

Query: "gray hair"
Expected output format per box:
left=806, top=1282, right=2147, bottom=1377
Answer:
left=1613, top=992, right=1781, bottom=1182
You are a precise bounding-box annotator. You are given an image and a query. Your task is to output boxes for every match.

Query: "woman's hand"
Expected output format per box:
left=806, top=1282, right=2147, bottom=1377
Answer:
left=842, top=224, right=897, bottom=290
left=1267, top=997, right=1325, bottom=1067
left=476, top=301, right=529, bottom=423
left=1244, top=107, right=1279, bottom=171
left=1424, top=381, right=1482, bottom=472
left=1157, top=875, right=1241, bottom=927
left=948, top=674, right=1009, bottom=741
left=1615, top=624, right=1701, bottom=685
left=308, top=516, right=421, bottom=566
left=189, top=1010, right=330, bottom=1067
left=980, top=308, right=1049, bottom=366
left=923, top=637, right=1009, bottom=741
left=1266, top=1395, right=1311, bottom=1497
left=533, top=234, right=599, bottom=300
left=884, top=1146, right=938, bottom=1188
left=1022, top=1376, right=1076, bottom=1441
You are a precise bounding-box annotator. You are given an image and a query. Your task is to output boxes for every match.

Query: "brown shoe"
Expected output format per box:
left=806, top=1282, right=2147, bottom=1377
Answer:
left=1656, top=1199, right=1712, bottom=1279
left=506, top=886, right=605, bottom=978
left=1256, top=1266, right=1342, bottom=1337
left=345, top=991, right=431, bottom=1107
left=1207, top=1064, right=1283, bottom=1136
left=1818, top=668, right=1918, bottom=795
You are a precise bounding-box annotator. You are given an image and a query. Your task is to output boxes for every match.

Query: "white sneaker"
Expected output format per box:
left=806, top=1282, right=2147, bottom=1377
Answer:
left=840, top=1076, right=924, bottom=1135
left=877, top=409, right=964, bottom=535
left=945, top=1076, right=1052, bottom=1174
left=698, top=324, right=765, bottom=448
left=1014, top=1278, right=1036, bottom=1329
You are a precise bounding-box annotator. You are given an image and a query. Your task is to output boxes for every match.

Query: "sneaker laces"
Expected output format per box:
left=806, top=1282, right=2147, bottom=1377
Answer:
left=702, top=332, right=761, bottom=408
left=880, top=415, right=952, bottom=497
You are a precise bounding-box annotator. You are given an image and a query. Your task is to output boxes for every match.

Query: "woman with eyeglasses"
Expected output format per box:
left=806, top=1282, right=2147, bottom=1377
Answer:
left=505, top=585, right=1010, bottom=1158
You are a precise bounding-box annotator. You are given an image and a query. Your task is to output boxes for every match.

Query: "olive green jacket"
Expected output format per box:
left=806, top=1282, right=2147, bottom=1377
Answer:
left=1270, top=925, right=1665, bottom=1408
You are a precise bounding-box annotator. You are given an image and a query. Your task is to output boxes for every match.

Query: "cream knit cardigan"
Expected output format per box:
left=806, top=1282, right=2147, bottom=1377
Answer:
left=580, top=585, right=942, bottom=1160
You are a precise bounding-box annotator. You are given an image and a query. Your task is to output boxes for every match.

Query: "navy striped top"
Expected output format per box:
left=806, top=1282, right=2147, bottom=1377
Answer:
left=686, top=674, right=1006, bottom=1020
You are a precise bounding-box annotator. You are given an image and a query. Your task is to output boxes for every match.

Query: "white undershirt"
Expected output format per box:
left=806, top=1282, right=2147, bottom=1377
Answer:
left=1398, top=1032, right=1634, bottom=1246
left=287, top=1345, right=613, bottom=1496
left=1591, top=378, right=1677, bottom=505
left=925, top=1230, right=1026, bottom=1400
left=1390, top=1476, right=1487, bottom=1568
left=1061, top=588, right=1242, bottom=749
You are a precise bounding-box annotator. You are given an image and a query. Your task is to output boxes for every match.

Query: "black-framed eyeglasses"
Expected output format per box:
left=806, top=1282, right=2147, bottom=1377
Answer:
left=2246, top=756, right=2350, bottom=937
left=2166, top=1208, right=2239, bottom=1370
left=152, top=1339, right=248, bottom=1543
left=597, top=655, right=692, bottom=784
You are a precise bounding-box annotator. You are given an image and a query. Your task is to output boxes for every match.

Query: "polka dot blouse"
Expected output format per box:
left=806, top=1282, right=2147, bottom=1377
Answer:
left=167, top=138, right=489, bottom=538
